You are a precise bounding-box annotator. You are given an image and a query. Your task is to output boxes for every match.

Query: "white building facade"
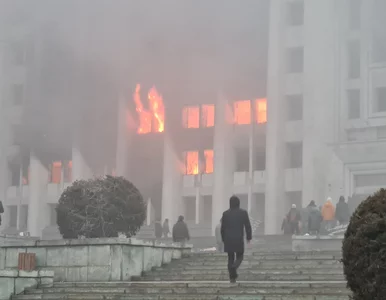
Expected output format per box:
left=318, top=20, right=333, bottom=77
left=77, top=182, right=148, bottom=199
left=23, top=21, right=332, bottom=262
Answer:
left=1, top=0, right=386, bottom=237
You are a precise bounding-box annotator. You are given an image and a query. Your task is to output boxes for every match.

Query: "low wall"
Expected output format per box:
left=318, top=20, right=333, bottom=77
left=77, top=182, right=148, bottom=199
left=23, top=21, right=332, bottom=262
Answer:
left=292, top=235, right=343, bottom=252
left=0, top=235, right=39, bottom=247
left=0, top=269, right=54, bottom=300
left=0, top=238, right=191, bottom=282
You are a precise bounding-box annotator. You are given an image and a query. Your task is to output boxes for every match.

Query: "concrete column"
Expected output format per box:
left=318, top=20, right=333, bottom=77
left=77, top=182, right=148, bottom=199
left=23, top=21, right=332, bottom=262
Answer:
left=212, top=92, right=234, bottom=233
left=161, top=135, right=181, bottom=224
left=72, top=146, right=92, bottom=181
left=195, top=188, right=200, bottom=224
left=28, top=153, right=48, bottom=237
left=302, top=0, right=337, bottom=206
left=247, top=121, right=254, bottom=213
left=264, top=0, right=287, bottom=234
left=116, top=95, right=134, bottom=178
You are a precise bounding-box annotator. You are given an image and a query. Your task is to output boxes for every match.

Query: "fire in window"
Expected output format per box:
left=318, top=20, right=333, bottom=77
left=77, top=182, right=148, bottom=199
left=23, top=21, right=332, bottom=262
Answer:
left=182, top=106, right=200, bottom=128
left=184, top=151, right=199, bottom=175
left=234, top=100, right=251, bottom=125
left=201, top=105, right=215, bottom=127
left=255, top=98, right=267, bottom=124
left=204, top=150, right=214, bottom=173
left=50, top=161, right=62, bottom=184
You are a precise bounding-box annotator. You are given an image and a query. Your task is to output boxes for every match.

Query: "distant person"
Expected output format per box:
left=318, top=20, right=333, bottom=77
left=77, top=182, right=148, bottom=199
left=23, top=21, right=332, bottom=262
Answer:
left=221, top=195, right=252, bottom=283
left=307, top=200, right=323, bottom=235
left=172, top=216, right=190, bottom=246
left=0, top=200, right=3, bottom=226
left=162, top=219, right=170, bottom=238
left=335, top=196, right=350, bottom=226
left=215, top=218, right=223, bottom=252
left=154, top=220, right=163, bottom=239
left=281, top=215, right=291, bottom=235
left=287, top=204, right=301, bottom=235
left=322, top=197, right=336, bottom=230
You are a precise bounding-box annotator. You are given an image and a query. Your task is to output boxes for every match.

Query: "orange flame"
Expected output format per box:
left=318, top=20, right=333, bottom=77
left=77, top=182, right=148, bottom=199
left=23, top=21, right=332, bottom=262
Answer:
left=133, top=84, right=165, bottom=134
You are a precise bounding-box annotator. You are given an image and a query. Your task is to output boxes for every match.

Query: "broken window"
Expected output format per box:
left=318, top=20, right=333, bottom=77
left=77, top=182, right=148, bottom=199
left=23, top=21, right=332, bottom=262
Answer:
left=201, top=104, right=215, bottom=127
left=49, top=161, right=62, bottom=183
left=184, top=151, right=199, bottom=175
left=347, top=89, right=361, bottom=119
left=287, top=47, right=304, bottom=73
left=12, top=84, right=24, bottom=105
left=234, top=100, right=251, bottom=125
left=182, top=106, right=200, bottom=128
left=286, top=142, right=303, bottom=168
left=348, top=40, right=360, bottom=79
left=349, top=0, right=361, bottom=30
left=255, top=98, right=267, bottom=124
left=287, top=1, right=304, bottom=26
left=287, top=95, right=303, bottom=121
left=204, top=150, right=214, bottom=173
left=375, top=87, right=386, bottom=112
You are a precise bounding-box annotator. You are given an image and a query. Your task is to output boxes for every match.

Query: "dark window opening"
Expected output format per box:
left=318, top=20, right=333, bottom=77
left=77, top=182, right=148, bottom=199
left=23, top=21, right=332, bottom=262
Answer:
left=349, top=0, right=361, bottom=30
left=287, top=47, right=304, bottom=73
left=348, top=40, right=360, bottom=79
left=9, top=206, right=18, bottom=227
left=376, top=87, right=386, bottom=112
left=287, top=1, right=304, bottom=26
left=287, top=95, right=303, bottom=121
left=372, top=0, right=386, bottom=63
left=235, top=148, right=249, bottom=172
left=286, top=142, right=303, bottom=168
left=10, top=164, right=20, bottom=186
left=254, top=152, right=266, bottom=171
left=184, top=197, right=196, bottom=222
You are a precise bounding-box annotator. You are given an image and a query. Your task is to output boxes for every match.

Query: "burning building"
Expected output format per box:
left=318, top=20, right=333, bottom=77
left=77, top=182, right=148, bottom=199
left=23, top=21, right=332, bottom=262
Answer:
left=1, top=0, right=386, bottom=238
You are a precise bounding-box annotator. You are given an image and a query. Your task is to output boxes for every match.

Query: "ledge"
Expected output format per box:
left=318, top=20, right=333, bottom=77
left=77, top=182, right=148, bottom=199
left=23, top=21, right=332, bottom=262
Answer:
left=1, top=237, right=192, bottom=249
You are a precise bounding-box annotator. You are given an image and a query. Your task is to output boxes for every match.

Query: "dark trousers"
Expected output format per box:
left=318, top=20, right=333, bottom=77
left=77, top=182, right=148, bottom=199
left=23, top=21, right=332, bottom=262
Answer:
left=227, top=251, right=244, bottom=279
left=290, top=222, right=299, bottom=235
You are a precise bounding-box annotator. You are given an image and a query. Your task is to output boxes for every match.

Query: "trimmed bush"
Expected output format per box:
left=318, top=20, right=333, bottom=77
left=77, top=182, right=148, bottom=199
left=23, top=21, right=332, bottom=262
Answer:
left=57, top=175, right=146, bottom=239
left=342, top=188, right=386, bottom=300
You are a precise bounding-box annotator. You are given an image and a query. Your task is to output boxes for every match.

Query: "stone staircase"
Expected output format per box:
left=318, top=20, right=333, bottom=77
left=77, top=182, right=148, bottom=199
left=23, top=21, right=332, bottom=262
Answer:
left=12, top=250, right=350, bottom=300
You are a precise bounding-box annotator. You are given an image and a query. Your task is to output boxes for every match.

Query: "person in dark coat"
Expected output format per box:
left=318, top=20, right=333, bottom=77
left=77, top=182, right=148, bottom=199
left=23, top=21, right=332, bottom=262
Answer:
left=307, top=200, right=322, bottom=235
left=154, top=220, right=162, bottom=239
left=221, top=195, right=252, bottom=283
left=287, top=204, right=301, bottom=235
left=281, top=215, right=291, bottom=235
left=172, top=216, right=190, bottom=245
left=335, top=196, right=350, bottom=225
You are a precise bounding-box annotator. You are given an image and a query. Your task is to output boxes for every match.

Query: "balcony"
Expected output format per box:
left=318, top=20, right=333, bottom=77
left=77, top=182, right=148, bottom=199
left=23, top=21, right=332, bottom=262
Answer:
left=285, top=168, right=303, bottom=192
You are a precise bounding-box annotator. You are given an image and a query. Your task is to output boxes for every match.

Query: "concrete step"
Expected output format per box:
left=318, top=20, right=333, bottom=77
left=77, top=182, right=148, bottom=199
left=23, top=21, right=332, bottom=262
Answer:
left=177, top=260, right=341, bottom=267
left=194, top=254, right=342, bottom=260
left=136, top=274, right=345, bottom=281
left=152, top=264, right=343, bottom=271
left=47, top=281, right=348, bottom=289
left=13, top=294, right=351, bottom=300
left=145, top=269, right=343, bottom=275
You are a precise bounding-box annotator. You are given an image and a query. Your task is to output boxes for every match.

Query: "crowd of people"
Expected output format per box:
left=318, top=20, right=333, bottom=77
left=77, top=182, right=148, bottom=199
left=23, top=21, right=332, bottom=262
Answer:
left=281, top=196, right=350, bottom=235
left=154, top=216, right=190, bottom=245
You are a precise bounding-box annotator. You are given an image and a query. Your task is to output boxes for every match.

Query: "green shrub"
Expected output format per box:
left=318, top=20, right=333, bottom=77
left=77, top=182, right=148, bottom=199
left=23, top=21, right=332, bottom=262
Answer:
left=342, top=188, right=386, bottom=300
left=56, top=175, right=146, bottom=238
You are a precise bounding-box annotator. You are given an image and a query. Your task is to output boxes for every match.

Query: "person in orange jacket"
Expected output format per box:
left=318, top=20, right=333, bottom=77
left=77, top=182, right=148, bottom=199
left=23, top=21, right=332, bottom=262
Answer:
left=322, top=197, right=336, bottom=231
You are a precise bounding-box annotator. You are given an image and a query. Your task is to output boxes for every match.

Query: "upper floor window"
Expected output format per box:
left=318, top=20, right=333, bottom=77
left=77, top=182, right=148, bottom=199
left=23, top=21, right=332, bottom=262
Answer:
left=347, top=89, right=361, bottom=119
left=348, top=40, right=361, bottom=79
left=287, top=1, right=304, bottom=26
left=255, top=98, right=267, bottom=124
left=349, top=0, right=361, bottom=30
left=201, top=105, right=215, bottom=127
left=234, top=100, right=251, bottom=125
left=49, top=161, right=62, bottom=184
left=183, top=151, right=199, bottom=175
left=182, top=106, right=200, bottom=128
left=287, top=47, right=304, bottom=73
left=375, top=87, right=386, bottom=113
left=204, top=150, right=214, bottom=174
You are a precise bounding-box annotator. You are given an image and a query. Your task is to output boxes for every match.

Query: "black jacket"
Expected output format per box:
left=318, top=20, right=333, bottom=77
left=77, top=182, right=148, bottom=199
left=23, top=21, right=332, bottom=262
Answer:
left=308, top=206, right=322, bottom=231
left=172, top=220, right=190, bottom=242
left=335, top=199, right=350, bottom=223
left=221, top=197, right=252, bottom=253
